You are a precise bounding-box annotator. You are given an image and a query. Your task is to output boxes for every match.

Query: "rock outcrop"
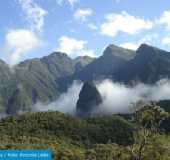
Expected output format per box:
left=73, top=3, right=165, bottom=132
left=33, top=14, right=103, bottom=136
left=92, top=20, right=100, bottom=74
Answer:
left=76, top=81, right=102, bottom=117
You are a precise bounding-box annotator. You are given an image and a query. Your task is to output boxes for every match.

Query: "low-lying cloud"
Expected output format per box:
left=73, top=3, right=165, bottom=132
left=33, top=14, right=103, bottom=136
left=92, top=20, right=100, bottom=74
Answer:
left=97, top=79, right=170, bottom=114
left=33, top=81, right=82, bottom=114
left=32, top=79, right=170, bottom=115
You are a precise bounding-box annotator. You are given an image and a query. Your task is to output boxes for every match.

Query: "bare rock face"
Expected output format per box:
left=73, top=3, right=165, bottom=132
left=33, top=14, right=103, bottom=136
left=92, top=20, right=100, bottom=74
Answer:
left=76, top=81, right=102, bottom=117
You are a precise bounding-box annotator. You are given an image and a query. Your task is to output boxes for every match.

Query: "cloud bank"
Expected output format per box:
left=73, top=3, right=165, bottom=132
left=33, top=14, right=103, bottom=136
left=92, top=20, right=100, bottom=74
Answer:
left=74, top=8, right=93, bottom=22
left=57, top=36, right=96, bottom=57
left=97, top=79, right=170, bottom=114
left=32, top=79, right=170, bottom=115
left=18, top=0, right=47, bottom=32
left=57, top=0, right=78, bottom=7
left=33, top=81, right=82, bottom=114
left=100, top=11, right=153, bottom=37
left=2, top=0, right=46, bottom=65
left=4, top=29, right=41, bottom=65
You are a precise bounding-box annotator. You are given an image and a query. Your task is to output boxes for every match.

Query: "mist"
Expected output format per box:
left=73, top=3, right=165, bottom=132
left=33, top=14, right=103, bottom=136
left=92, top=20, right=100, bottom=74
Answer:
left=32, top=79, right=170, bottom=115
left=33, top=81, right=83, bottom=114
left=97, top=79, right=170, bottom=114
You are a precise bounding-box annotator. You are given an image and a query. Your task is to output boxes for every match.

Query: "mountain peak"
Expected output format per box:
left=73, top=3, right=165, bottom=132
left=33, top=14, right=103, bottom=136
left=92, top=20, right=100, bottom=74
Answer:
left=136, top=43, right=168, bottom=59
left=137, top=43, right=163, bottom=53
left=46, top=52, right=70, bottom=59
left=74, top=56, right=95, bottom=72
left=103, top=44, right=135, bottom=60
left=138, top=43, right=150, bottom=48
left=74, top=56, right=94, bottom=63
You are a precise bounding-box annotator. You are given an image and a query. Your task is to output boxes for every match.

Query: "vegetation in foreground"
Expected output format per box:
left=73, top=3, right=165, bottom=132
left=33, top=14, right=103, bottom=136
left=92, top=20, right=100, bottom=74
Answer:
left=0, top=104, right=170, bottom=160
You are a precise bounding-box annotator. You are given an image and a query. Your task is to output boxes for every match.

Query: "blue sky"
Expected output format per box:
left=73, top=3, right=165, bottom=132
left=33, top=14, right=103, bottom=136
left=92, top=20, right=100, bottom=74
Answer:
left=1, top=0, right=170, bottom=64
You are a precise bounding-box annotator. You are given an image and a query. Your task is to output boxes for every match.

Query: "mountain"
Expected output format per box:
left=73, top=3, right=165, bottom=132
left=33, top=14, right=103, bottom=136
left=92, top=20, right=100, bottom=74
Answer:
left=114, top=44, right=170, bottom=83
left=74, top=56, right=94, bottom=72
left=73, top=44, right=135, bottom=81
left=1, top=43, right=170, bottom=115
left=73, top=43, right=170, bottom=84
left=0, top=52, right=94, bottom=114
left=76, top=81, right=102, bottom=117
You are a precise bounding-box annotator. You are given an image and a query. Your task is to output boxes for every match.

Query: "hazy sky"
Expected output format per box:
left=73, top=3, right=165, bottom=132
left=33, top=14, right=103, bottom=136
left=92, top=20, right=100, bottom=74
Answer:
left=0, top=0, right=170, bottom=64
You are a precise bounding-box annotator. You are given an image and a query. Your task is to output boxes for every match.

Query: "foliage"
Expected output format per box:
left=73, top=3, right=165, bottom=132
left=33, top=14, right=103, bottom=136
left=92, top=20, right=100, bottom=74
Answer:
left=0, top=111, right=134, bottom=146
left=86, top=115, right=134, bottom=145
left=0, top=108, right=169, bottom=160
left=130, top=103, right=170, bottom=160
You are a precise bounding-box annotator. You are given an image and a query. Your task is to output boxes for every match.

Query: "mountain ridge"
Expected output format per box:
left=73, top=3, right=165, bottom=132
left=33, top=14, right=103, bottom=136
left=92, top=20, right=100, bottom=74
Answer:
left=0, top=43, right=170, bottom=114
left=113, top=43, right=170, bottom=83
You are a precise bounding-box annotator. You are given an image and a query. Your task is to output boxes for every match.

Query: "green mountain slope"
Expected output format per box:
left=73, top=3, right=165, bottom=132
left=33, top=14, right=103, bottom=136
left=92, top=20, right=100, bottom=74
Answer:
left=0, top=110, right=169, bottom=160
left=114, top=44, right=170, bottom=83
left=73, top=44, right=135, bottom=81
left=0, top=53, right=94, bottom=114
left=0, top=111, right=134, bottom=160
left=1, top=43, right=170, bottom=114
left=0, top=111, right=134, bottom=146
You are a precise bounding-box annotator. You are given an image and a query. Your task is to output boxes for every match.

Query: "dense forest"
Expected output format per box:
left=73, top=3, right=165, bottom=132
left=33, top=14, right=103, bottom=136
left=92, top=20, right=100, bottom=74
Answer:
left=0, top=103, right=170, bottom=160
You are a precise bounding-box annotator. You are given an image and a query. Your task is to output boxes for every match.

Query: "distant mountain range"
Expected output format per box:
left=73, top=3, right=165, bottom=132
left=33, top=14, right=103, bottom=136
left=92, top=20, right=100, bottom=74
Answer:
left=1, top=43, right=170, bottom=114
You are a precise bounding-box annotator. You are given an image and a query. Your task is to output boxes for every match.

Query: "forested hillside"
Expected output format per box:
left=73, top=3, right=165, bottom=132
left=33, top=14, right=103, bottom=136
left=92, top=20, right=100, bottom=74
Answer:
left=0, top=103, right=169, bottom=160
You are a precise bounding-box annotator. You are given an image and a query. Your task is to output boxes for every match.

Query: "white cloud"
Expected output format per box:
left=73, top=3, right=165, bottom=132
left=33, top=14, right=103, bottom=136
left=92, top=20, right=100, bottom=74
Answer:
left=100, top=11, right=153, bottom=37
left=57, top=36, right=85, bottom=53
left=18, top=0, right=47, bottom=32
left=57, top=0, right=78, bottom=7
left=33, top=79, right=170, bottom=115
left=74, top=8, right=93, bottom=22
left=162, top=37, right=170, bottom=45
left=5, top=29, right=41, bottom=65
left=119, top=34, right=158, bottom=50
left=97, top=79, right=170, bottom=114
left=158, top=10, right=170, bottom=30
left=120, top=42, right=139, bottom=50
left=57, top=36, right=96, bottom=57
left=87, top=23, right=98, bottom=30
left=33, top=81, right=82, bottom=114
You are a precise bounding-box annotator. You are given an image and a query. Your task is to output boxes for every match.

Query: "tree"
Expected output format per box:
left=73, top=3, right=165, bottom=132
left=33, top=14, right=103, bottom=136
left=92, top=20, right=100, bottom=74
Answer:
left=85, top=149, right=96, bottom=160
left=130, top=103, right=169, bottom=160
